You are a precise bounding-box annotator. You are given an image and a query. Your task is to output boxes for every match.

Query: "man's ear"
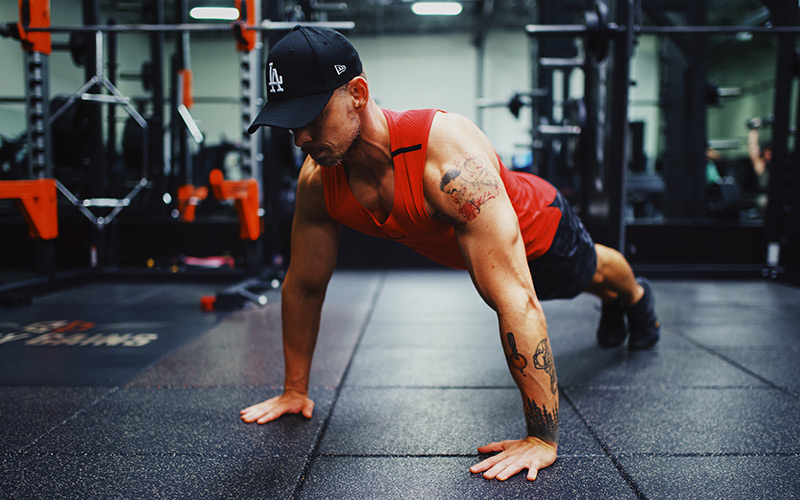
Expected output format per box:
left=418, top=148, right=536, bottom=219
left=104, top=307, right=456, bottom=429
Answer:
left=349, top=76, right=369, bottom=111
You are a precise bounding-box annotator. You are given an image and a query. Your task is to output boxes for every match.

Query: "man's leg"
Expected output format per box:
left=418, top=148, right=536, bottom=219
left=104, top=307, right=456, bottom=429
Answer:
left=586, top=244, right=660, bottom=349
left=586, top=244, right=642, bottom=305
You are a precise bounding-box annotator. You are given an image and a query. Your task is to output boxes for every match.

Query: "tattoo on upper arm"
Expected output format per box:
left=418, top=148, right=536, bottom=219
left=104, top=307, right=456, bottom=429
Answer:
left=533, top=338, right=558, bottom=395
left=526, top=397, right=559, bottom=443
left=437, top=157, right=500, bottom=224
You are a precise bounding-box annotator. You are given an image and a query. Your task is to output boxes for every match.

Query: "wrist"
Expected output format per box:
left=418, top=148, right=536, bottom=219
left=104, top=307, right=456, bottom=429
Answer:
left=283, top=386, right=308, bottom=396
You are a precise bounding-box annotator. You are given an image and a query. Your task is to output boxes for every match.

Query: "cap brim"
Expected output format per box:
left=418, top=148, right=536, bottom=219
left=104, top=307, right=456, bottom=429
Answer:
left=247, top=89, right=335, bottom=133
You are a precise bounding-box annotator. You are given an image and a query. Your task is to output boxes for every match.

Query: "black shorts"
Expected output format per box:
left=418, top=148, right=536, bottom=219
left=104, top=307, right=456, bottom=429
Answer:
left=528, top=191, right=597, bottom=300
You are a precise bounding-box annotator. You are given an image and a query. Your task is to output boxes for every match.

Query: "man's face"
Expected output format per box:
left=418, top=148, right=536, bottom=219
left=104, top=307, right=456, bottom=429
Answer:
left=291, top=88, right=360, bottom=167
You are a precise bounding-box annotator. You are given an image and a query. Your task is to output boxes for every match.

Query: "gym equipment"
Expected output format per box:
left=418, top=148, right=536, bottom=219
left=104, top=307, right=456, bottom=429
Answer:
left=0, top=178, right=57, bottom=240
left=47, top=28, right=150, bottom=229
left=209, top=169, right=261, bottom=241
left=203, top=278, right=273, bottom=311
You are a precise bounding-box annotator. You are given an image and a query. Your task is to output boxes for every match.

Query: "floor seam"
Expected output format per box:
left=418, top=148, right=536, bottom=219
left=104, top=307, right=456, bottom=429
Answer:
left=670, top=328, right=800, bottom=399
left=313, top=452, right=608, bottom=458
left=14, top=386, right=121, bottom=455
left=561, top=386, right=650, bottom=500
left=290, top=272, right=388, bottom=500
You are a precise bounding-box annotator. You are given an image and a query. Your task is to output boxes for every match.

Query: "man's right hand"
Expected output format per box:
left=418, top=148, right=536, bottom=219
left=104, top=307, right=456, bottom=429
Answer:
left=240, top=390, right=314, bottom=424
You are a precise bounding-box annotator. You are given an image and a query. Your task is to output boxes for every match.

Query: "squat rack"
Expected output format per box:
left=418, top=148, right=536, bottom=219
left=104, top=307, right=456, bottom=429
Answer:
left=1, top=0, right=353, bottom=299
left=520, top=0, right=799, bottom=284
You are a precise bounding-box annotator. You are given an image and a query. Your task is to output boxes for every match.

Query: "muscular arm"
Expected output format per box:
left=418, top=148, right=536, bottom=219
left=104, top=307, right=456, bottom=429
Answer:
left=241, top=158, right=341, bottom=424
left=424, top=113, right=558, bottom=480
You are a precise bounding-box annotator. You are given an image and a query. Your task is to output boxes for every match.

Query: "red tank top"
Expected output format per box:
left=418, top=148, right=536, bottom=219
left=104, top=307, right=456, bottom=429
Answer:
left=320, top=108, right=561, bottom=269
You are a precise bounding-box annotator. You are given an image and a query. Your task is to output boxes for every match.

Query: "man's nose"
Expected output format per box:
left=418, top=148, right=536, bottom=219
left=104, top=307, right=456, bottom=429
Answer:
left=292, top=126, right=311, bottom=148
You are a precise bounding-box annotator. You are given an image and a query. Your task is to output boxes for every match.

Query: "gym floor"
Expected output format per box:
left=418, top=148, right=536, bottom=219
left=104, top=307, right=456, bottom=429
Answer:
left=1, top=270, right=799, bottom=499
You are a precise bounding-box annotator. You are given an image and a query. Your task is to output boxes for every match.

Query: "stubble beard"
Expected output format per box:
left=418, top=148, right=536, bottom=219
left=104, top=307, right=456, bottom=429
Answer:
left=303, top=117, right=361, bottom=168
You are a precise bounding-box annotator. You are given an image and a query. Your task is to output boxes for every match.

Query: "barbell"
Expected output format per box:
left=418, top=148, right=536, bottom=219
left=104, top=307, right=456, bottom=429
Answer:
left=526, top=24, right=800, bottom=37
left=22, top=21, right=355, bottom=34
left=526, top=0, right=800, bottom=63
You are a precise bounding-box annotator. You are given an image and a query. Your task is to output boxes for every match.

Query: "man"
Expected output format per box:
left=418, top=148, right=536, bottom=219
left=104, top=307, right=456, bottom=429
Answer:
left=747, top=116, right=772, bottom=211
left=240, top=26, right=660, bottom=482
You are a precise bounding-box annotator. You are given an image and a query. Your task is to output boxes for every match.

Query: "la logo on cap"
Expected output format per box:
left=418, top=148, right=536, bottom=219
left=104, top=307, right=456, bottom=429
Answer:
left=334, top=64, right=346, bottom=76
left=268, top=62, right=284, bottom=93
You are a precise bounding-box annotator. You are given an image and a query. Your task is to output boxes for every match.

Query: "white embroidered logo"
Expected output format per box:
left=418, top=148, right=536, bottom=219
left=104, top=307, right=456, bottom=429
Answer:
left=268, top=62, right=284, bottom=93
left=334, top=64, right=347, bottom=76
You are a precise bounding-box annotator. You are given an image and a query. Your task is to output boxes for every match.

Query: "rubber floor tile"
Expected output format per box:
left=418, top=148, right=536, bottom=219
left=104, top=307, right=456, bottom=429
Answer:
left=0, top=283, right=227, bottom=386
left=673, top=321, right=800, bottom=348
left=653, top=280, right=800, bottom=309
left=324, top=271, right=384, bottom=307
left=370, top=272, right=488, bottom=318
left=715, top=347, right=800, bottom=396
left=319, top=388, right=602, bottom=456
left=0, top=386, right=110, bottom=453
left=359, top=318, right=500, bottom=348
left=24, top=387, right=334, bottom=457
left=129, top=287, right=374, bottom=389
left=554, top=343, right=769, bottom=388
left=344, top=345, right=514, bottom=388
left=617, top=455, right=800, bottom=500
left=568, top=386, right=800, bottom=455
left=1, top=453, right=304, bottom=500
left=128, top=343, right=357, bottom=389
left=299, top=456, right=638, bottom=500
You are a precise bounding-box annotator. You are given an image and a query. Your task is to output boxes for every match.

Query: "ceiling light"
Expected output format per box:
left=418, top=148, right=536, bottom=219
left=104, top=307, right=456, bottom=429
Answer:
left=411, top=2, right=463, bottom=16
left=189, top=7, right=240, bottom=21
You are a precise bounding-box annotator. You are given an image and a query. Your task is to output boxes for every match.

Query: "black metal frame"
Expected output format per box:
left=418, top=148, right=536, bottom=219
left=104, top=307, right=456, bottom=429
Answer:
left=524, top=0, right=799, bottom=282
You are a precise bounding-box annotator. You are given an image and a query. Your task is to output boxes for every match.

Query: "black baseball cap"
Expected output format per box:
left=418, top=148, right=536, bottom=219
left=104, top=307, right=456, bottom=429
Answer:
left=247, top=26, right=362, bottom=133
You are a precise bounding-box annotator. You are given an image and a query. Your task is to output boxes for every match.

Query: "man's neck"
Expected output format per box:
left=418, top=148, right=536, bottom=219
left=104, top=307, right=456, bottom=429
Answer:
left=342, top=101, right=392, bottom=179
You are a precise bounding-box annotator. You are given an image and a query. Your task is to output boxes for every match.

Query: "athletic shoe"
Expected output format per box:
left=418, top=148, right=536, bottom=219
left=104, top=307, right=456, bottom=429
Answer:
left=626, top=277, right=660, bottom=349
left=596, top=298, right=628, bottom=348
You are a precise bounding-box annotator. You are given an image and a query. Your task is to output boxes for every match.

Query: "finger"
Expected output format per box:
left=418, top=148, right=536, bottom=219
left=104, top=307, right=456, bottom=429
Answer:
left=240, top=409, right=265, bottom=423
left=240, top=403, right=262, bottom=414
left=483, top=456, right=519, bottom=480
left=301, top=400, right=314, bottom=419
left=495, top=460, right=526, bottom=482
left=527, top=467, right=538, bottom=481
left=469, top=453, right=506, bottom=474
left=476, top=441, right=507, bottom=454
left=256, top=408, right=282, bottom=424
left=241, top=404, right=276, bottom=423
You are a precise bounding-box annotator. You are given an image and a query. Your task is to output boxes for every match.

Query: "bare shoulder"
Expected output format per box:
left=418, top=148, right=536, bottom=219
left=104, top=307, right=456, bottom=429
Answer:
left=295, top=157, right=334, bottom=224
left=424, top=112, right=505, bottom=226
left=428, top=113, right=492, bottom=159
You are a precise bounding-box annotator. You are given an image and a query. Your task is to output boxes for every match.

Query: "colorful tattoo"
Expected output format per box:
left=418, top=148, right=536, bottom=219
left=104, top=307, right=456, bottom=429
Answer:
left=438, top=157, right=500, bottom=224
left=532, top=338, right=557, bottom=395
left=525, top=397, right=559, bottom=443
left=505, top=332, right=528, bottom=377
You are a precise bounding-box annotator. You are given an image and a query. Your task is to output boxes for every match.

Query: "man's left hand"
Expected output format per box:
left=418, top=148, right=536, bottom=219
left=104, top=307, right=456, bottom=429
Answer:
left=470, top=437, right=557, bottom=481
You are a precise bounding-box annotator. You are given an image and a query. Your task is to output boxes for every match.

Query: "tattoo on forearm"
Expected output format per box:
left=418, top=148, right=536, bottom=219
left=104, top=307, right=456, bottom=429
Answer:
left=505, top=332, right=527, bottom=377
left=525, top=398, right=559, bottom=443
left=438, top=157, right=500, bottom=224
left=532, top=338, right=557, bottom=395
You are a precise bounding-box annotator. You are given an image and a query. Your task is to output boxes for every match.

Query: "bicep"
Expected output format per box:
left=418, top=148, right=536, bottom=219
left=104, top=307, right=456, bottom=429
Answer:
left=424, top=117, right=535, bottom=310
left=286, top=163, right=341, bottom=294
left=454, top=192, right=535, bottom=312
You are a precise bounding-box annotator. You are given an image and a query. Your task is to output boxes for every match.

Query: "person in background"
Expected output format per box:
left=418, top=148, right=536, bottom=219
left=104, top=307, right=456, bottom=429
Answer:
left=747, top=116, right=772, bottom=211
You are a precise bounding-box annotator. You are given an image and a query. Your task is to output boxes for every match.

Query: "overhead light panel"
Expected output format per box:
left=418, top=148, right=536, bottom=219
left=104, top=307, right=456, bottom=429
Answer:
left=189, top=7, right=240, bottom=20
left=411, top=2, right=463, bottom=16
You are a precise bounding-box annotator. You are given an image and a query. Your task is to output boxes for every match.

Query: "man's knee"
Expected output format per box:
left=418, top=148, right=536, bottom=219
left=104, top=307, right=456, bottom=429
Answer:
left=593, top=244, right=614, bottom=280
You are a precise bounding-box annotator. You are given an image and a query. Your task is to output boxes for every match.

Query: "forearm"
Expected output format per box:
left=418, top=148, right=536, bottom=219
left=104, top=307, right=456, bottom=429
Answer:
left=280, top=273, right=326, bottom=394
left=498, top=305, right=559, bottom=444
left=748, top=130, right=766, bottom=176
